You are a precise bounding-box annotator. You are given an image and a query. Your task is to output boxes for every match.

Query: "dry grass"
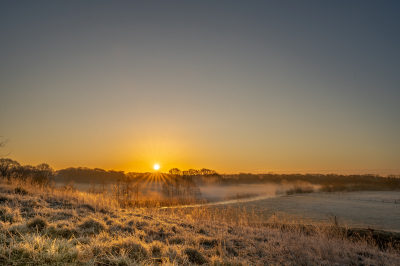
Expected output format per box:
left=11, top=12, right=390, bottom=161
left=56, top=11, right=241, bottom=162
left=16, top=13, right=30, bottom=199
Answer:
left=119, top=197, right=203, bottom=209
left=0, top=176, right=399, bottom=265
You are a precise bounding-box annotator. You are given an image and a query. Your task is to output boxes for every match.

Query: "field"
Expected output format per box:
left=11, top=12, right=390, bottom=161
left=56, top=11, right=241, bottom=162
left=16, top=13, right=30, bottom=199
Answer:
left=212, top=191, right=400, bottom=232
left=69, top=181, right=400, bottom=232
left=55, top=181, right=164, bottom=198
left=2, top=177, right=399, bottom=265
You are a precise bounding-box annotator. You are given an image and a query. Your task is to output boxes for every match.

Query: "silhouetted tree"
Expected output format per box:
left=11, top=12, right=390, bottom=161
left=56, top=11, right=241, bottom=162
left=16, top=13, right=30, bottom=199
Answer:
left=126, top=172, right=140, bottom=180
left=169, top=168, right=182, bottom=176
left=133, top=182, right=141, bottom=199
left=100, top=179, right=109, bottom=197
left=163, top=168, right=204, bottom=199
left=57, top=167, right=126, bottom=183
left=162, top=179, right=173, bottom=198
left=0, top=138, right=10, bottom=157
left=36, top=163, right=54, bottom=179
left=88, top=182, right=97, bottom=194
left=112, top=180, right=122, bottom=203
left=0, top=158, right=20, bottom=178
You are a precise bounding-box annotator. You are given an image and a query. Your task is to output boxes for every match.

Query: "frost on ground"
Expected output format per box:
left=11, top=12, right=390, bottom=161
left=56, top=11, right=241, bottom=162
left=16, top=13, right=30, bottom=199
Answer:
left=214, top=191, right=400, bottom=232
left=0, top=177, right=399, bottom=265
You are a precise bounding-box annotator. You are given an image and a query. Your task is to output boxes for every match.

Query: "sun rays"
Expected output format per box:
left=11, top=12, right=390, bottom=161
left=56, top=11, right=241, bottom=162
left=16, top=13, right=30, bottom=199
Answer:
left=133, top=172, right=170, bottom=194
left=126, top=131, right=184, bottom=173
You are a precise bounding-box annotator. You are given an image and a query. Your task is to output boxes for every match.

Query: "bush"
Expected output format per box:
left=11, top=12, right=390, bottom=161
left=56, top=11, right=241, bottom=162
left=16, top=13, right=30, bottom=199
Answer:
left=286, top=184, right=314, bottom=195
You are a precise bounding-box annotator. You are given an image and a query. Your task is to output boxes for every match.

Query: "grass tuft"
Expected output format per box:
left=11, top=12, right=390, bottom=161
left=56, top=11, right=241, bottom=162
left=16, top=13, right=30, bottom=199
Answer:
left=14, top=187, right=28, bottom=195
left=185, top=247, right=209, bottom=265
left=27, top=217, right=48, bottom=231
left=78, top=217, right=107, bottom=235
left=0, top=205, right=22, bottom=223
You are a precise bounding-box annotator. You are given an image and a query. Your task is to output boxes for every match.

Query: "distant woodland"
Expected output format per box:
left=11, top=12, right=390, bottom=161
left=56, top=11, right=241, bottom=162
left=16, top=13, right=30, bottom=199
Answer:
left=1, top=158, right=400, bottom=193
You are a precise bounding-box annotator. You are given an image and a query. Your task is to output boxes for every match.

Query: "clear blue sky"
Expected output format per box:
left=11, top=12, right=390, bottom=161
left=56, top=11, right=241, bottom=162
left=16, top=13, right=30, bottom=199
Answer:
left=1, top=1, right=399, bottom=174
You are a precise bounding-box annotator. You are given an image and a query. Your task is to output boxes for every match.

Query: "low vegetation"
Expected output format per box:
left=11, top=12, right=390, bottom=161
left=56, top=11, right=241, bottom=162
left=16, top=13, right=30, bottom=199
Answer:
left=285, top=182, right=315, bottom=195
left=223, top=193, right=260, bottom=201
left=0, top=176, right=399, bottom=265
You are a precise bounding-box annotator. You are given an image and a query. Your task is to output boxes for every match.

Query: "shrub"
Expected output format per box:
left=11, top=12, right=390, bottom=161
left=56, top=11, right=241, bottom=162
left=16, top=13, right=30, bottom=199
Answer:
left=286, top=185, right=314, bottom=195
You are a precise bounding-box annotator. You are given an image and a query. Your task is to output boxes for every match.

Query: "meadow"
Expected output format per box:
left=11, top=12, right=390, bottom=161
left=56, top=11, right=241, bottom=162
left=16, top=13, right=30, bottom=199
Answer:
left=0, top=176, right=399, bottom=265
left=212, top=191, right=400, bottom=232
left=66, top=181, right=400, bottom=232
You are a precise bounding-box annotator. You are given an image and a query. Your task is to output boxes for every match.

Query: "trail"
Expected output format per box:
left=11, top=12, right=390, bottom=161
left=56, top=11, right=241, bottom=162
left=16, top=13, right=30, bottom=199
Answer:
left=161, top=193, right=279, bottom=209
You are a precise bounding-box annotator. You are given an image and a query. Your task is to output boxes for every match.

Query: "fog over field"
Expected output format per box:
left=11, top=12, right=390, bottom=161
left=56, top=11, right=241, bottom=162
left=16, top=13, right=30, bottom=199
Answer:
left=58, top=180, right=315, bottom=200
left=199, top=184, right=286, bottom=200
left=214, top=191, right=400, bottom=232
left=63, top=180, right=400, bottom=232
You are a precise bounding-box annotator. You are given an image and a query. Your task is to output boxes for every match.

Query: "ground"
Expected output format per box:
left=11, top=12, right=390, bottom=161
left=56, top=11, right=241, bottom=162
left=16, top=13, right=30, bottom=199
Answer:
left=0, top=177, right=399, bottom=265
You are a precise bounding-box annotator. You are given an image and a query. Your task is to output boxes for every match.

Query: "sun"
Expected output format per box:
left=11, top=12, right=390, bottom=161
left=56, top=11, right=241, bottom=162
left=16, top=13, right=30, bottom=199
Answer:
left=153, top=164, right=160, bottom=171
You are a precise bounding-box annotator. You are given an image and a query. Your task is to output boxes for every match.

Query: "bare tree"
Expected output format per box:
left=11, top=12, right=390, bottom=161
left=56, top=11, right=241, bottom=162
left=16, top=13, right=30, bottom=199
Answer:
left=162, top=179, right=173, bottom=198
left=168, top=168, right=182, bottom=176
left=0, top=158, right=20, bottom=178
left=88, top=181, right=97, bottom=194
left=112, top=180, right=122, bottom=202
left=133, top=182, right=141, bottom=200
left=0, top=138, right=10, bottom=157
left=162, top=170, right=202, bottom=199
left=126, top=172, right=140, bottom=180
left=122, top=176, right=134, bottom=200
left=36, top=163, right=54, bottom=179
left=61, top=180, right=76, bottom=191
left=188, top=169, right=199, bottom=176
left=100, top=179, right=108, bottom=197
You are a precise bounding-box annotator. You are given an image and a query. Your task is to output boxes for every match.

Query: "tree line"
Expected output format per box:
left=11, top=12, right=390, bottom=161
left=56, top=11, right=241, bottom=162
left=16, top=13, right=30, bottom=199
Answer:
left=219, top=172, right=400, bottom=191
left=0, top=158, right=54, bottom=183
left=160, top=168, right=213, bottom=199
left=1, top=158, right=399, bottom=192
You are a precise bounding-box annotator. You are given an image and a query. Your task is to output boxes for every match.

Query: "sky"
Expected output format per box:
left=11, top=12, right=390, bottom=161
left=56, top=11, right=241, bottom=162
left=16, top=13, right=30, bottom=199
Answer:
left=1, top=1, right=399, bottom=175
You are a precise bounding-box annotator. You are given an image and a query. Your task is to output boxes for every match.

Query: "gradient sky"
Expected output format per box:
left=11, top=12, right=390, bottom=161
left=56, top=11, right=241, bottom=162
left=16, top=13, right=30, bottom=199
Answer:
left=1, top=1, right=399, bottom=174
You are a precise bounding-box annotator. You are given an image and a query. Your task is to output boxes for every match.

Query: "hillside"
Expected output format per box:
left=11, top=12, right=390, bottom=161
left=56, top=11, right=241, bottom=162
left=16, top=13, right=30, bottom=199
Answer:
left=0, top=177, right=399, bottom=265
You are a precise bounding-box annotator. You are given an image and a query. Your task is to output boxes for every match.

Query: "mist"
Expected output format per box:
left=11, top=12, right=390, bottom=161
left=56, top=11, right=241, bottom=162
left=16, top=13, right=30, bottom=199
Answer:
left=198, top=181, right=320, bottom=202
